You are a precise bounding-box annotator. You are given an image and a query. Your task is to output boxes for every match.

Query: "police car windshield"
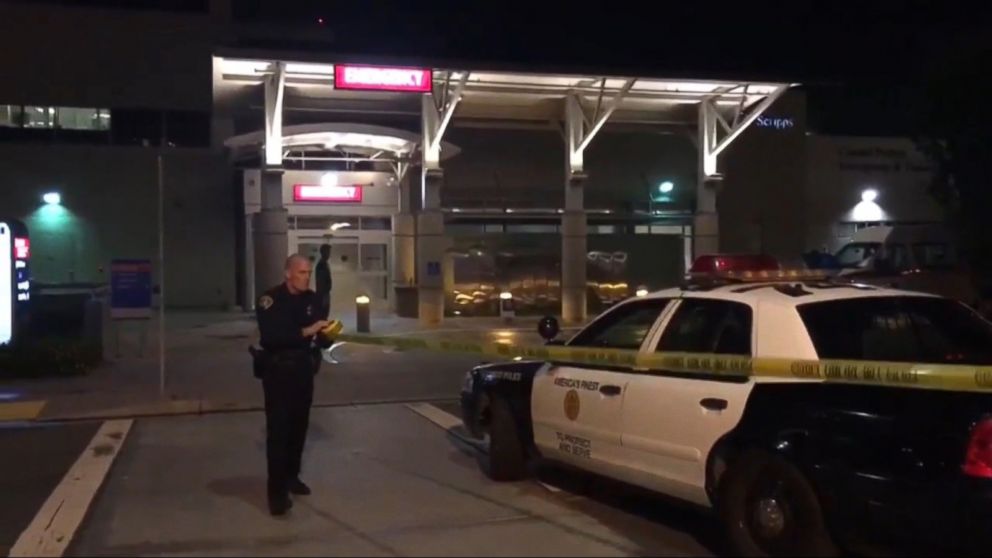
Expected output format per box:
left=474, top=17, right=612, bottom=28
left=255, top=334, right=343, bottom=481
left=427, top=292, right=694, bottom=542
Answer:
left=834, top=242, right=881, bottom=268
left=798, top=296, right=992, bottom=365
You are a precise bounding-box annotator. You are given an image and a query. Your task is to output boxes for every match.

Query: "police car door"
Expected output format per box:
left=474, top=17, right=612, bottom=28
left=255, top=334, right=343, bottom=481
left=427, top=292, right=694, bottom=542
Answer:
left=619, top=297, right=755, bottom=507
left=531, top=299, right=671, bottom=476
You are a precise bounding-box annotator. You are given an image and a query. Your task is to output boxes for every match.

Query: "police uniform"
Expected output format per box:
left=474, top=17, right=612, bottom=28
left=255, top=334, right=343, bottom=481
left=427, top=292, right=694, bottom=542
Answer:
left=255, top=283, right=322, bottom=514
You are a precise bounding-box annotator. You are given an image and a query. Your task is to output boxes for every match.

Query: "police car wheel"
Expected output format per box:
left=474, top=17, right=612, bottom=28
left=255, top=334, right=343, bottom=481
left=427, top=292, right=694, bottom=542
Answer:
left=719, top=450, right=839, bottom=557
left=485, top=396, right=528, bottom=481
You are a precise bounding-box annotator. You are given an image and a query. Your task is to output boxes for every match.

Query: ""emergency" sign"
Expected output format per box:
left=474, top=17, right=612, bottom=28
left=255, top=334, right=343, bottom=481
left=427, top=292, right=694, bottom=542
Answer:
left=334, top=65, right=433, bottom=93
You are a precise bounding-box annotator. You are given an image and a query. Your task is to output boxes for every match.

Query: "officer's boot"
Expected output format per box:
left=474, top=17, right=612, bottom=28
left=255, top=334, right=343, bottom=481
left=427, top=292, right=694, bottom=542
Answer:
left=268, top=491, right=293, bottom=516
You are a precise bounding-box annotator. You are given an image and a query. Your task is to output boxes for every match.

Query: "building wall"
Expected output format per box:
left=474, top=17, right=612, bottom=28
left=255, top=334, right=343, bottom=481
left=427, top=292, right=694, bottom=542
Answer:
left=0, top=144, right=235, bottom=308
left=803, top=135, right=940, bottom=252
left=0, top=3, right=215, bottom=110
left=441, top=126, right=696, bottom=211
left=720, top=90, right=809, bottom=263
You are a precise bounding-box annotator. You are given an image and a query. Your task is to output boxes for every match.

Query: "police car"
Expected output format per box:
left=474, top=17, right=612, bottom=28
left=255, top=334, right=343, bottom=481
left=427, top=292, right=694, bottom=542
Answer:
left=460, top=255, right=992, bottom=556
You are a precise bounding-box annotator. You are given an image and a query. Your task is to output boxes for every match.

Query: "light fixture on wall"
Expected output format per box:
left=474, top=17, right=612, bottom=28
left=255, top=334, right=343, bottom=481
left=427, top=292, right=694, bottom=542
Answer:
left=42, top=192, right=61, bottom=205
left=853, top=187, right=884, bottom=222
left=659, top=181, right=675, bottom=194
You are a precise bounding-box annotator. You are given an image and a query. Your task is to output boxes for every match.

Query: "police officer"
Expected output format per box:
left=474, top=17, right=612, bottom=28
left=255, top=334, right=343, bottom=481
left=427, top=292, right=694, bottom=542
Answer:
left=256, top=254, right=329, bottom=516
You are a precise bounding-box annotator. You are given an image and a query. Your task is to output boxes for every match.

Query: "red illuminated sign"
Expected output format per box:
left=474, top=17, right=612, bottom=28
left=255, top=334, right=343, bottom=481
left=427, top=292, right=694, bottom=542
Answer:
left=334, top=64, right=432, bottom=93
left=293, top=184, right=363, bottom=203
left=14, top=237, right=29, bottom=260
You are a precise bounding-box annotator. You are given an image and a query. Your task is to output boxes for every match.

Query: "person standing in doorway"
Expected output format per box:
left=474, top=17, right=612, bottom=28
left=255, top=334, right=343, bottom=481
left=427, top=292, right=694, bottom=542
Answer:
left=315, top=244, right=333, bottom=319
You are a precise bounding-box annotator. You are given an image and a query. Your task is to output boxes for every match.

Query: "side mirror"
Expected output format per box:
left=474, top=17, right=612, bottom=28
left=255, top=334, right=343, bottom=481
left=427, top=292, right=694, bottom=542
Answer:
left=537, top=316, right=560, bottom=342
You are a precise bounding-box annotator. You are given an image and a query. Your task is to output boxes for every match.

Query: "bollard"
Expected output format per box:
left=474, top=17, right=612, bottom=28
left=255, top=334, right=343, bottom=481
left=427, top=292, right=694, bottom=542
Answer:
left=356, top=295, right=371, bottom=333
left=499, top=291, right=515, bottom=322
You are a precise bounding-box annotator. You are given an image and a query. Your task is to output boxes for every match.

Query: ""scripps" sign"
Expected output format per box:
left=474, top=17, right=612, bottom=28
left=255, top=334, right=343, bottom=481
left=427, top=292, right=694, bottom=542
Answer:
left=756, top=116, right=795, bottom=130
left=334, top=65, right=433, bottom=93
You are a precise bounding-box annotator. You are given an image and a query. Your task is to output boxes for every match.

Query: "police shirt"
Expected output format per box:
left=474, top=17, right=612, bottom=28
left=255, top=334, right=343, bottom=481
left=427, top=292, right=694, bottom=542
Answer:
left=256, top=283, right=322, bottom=351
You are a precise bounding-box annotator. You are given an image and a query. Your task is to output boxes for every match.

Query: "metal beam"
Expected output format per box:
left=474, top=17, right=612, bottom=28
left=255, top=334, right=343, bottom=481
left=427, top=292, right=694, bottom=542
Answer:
left=565, top=94, right=585, bottom=174
left=263, top=61, right=285, bottom=167
left=422, top=94, right=442, bottom=169
left=429, top=71, right=469, bottom=154
left=577, top=78, right=635, bottom=153
left=712, top=84, right=789, bottom=157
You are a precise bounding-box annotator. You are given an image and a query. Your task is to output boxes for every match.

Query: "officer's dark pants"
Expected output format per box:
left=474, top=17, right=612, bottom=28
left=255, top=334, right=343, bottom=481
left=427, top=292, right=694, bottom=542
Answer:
left=262, top=355, right=314, bottom=500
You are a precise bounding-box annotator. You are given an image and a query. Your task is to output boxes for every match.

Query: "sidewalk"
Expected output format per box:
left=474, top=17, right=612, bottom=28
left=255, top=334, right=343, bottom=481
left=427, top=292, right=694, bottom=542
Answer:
left=0, top=310, right=578, bottom=422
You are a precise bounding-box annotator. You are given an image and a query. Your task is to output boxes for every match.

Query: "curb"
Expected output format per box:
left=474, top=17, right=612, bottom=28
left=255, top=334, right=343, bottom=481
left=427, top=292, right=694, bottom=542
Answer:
left=36, top=396, right=460, bottom=423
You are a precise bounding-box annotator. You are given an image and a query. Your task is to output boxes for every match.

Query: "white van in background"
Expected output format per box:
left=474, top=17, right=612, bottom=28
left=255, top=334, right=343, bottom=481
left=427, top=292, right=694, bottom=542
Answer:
left=829, top=224, right=983, bottom=308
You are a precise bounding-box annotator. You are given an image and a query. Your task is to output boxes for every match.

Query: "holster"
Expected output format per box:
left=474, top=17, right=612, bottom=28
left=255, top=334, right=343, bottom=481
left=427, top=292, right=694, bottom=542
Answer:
left=248, top=345, right=272, bottom=379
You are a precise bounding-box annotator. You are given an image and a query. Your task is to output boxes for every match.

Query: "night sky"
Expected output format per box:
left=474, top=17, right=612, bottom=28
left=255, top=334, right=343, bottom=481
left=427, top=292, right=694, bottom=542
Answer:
left=227, top=0, right=992, bottom=136
left=9, top=0, right=992, bottom=136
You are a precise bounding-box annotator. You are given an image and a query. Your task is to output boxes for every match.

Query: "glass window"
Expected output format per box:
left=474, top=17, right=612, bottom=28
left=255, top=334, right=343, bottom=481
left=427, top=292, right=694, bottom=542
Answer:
left=0, top=105, right=23, bottom=128
left=360, top=244, right=387, bottom=272
left=657, top=299, right=753, bottom=355
left=361, top=217, right=391, bottom=231
left=22, top=106, right=55, bottom=128
left=834, top=242, right=881, bottom=268
left=295, top=216, right=359, bottom=231
left=876, top=243, right=911, bottom=272
left=913, top=242, right=954, bottom=269
left=798, top=297, right=992, bottom=364
left=506, top=224, right=557, bottom=233
left=56, top=107, right=105, bottom=130
left=569, top=299, right=671, bottom=350
left=446, top=224, right=485, bottom=235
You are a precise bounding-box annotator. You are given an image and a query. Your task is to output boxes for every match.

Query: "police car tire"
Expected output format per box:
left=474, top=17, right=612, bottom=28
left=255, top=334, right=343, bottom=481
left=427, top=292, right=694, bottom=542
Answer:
left=486, top=396, right=528, bottom=481
left=719, top=450, right=839, bottom=557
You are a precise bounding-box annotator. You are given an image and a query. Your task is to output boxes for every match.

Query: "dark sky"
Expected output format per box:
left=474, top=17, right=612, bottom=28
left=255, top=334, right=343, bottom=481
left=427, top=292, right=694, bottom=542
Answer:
left=231, top=1, right=989, bottom=80
left=11, top=0, right=992, bottom=136
left=226, top=1, right=992, bottom=136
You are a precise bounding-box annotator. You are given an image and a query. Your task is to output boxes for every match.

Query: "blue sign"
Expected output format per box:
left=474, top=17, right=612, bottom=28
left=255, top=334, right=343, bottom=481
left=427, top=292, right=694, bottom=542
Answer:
left=111, top=259, right=152, bottom=319
left=426, top=261, right=441, bottom=277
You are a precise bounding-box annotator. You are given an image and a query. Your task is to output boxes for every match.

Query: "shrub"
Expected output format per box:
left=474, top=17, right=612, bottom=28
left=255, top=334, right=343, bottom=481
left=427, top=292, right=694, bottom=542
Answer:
left=0, top=338, right=102, bottom=379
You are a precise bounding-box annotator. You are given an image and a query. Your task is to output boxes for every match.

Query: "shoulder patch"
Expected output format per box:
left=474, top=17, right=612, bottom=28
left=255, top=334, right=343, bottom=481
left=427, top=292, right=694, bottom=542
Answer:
left=259, top=295, right=274, bottom=310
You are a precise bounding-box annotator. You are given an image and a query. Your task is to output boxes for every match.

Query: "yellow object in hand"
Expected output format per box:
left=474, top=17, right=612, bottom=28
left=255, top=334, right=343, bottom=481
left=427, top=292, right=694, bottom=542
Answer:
left=320, top=320, right=344, bottom=341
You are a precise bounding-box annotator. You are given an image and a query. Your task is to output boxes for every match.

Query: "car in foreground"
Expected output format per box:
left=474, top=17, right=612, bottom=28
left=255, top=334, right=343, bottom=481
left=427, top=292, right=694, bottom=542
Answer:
left=460, top=267, right=992, bottom=556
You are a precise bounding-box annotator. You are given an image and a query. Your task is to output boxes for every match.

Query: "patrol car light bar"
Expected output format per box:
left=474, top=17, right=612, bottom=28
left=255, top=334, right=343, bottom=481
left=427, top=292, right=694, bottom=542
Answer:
left=717, top=269, right=831, bottom=282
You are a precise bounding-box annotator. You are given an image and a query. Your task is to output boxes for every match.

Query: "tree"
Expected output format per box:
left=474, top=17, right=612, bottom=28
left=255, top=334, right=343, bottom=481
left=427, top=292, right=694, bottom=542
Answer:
left=915, top=46, right=992, bottom=296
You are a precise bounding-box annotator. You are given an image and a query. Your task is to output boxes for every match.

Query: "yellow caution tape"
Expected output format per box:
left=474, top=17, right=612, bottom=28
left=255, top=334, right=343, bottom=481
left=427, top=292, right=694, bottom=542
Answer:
left=331, top=333, right=992, bottom=393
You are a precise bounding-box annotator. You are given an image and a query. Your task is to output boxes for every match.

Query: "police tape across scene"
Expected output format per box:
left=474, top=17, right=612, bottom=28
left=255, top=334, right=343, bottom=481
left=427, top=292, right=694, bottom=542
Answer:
left=319, top=324, right=992, bottom=394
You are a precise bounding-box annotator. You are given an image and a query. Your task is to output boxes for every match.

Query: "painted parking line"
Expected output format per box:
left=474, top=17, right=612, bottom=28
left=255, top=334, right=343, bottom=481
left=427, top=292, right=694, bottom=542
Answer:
left=407, top=402, right=563, bottom=494
left=0, top=401, right=46, bottom=423
left=9, top=419, right=133, bottom=558
left=407, top=402, right=463, bottom=431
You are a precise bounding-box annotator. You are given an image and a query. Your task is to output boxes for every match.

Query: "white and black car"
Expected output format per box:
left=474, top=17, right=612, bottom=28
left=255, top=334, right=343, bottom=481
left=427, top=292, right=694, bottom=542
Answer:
left=460, top=275, right=992, bottom=556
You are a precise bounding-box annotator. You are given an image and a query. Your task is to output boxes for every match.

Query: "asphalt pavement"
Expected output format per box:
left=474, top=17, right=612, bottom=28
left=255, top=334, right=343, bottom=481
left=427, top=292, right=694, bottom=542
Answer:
left=0, top=421, right=100, bottom=556
left=66, top=404, right=718, bottom=557
left=0, top=314, right=727, bottom=557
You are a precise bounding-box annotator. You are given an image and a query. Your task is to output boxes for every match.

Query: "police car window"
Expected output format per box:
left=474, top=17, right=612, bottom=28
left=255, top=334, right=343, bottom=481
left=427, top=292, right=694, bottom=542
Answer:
left=798, top=297, right=992, bottom=364
left=656, top=299, right=753, bottom=355
left=905, top=298, right=992, bottom=364
left=568, top=299, right=671, bottom=350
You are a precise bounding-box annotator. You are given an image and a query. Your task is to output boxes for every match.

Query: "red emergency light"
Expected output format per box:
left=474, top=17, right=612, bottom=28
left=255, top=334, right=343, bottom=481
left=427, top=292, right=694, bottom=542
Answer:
left=690, top=254, right=780, bottom=274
